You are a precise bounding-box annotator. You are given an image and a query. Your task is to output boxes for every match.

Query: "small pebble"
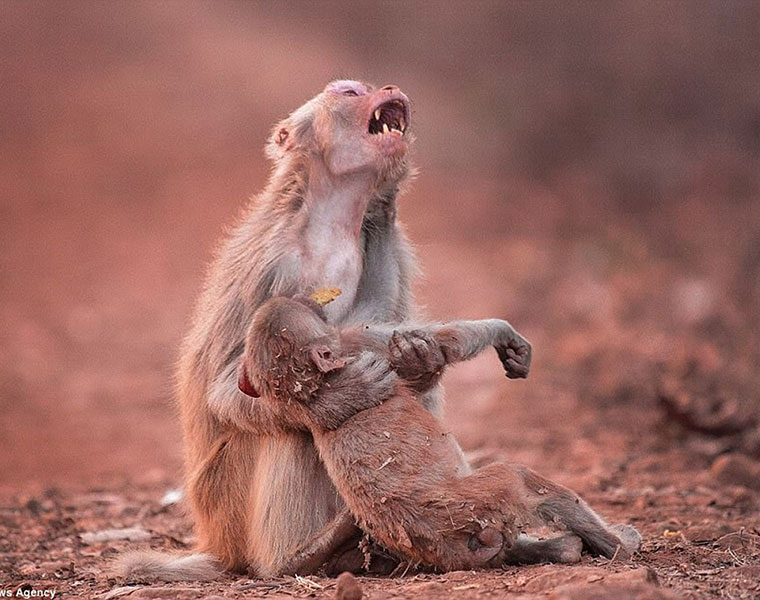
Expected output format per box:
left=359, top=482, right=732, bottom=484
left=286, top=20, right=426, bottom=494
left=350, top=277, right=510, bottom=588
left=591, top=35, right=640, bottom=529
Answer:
left=335, top=571, right=362, bottom=600
left=711, top=453, right=760, bottom=491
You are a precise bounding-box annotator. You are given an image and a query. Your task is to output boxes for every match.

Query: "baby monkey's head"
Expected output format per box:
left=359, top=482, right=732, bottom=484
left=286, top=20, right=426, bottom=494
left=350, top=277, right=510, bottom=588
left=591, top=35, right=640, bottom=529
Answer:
left=238, top=297, right=345, bottom=403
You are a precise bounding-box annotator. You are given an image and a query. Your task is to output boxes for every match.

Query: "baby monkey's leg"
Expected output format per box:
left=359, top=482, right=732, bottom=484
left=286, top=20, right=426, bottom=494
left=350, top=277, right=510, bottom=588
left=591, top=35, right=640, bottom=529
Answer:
left=449, top=462, right=638, bottom=563
left=385, top=325, right=639, bottom=562
left=512, top=465, right=641, bottom=559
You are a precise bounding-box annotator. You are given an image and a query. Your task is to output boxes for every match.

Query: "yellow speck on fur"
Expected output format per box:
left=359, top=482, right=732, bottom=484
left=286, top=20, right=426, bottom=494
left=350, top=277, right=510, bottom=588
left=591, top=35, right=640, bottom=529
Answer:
left=310, top=287, right=342, bottom=306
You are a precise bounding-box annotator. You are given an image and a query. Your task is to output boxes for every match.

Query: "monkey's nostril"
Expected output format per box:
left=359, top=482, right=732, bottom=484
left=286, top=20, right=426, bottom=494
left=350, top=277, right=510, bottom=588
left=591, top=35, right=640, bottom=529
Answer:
left=382, top=85, right=397, bottom=92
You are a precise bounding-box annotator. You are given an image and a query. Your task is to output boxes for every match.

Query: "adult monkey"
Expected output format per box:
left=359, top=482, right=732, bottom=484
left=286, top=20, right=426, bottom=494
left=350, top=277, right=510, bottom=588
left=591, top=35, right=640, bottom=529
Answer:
left=119, top=80, right=450, bottom=580
left=116, top=80, right=635, bottom=581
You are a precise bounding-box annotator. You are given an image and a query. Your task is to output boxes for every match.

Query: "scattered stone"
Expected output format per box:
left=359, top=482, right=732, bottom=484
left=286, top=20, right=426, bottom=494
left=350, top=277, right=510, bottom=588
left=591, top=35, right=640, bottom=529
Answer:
left=80, top=527, right=152, bottom=544
left=522, top=566, right=658, bottom=594
left=18, top=563, right=39, bottom=576
left=413, top=581, right=444, bottom=592
left=539, top=567, right=682, bottom=599
left=160, top=489, right=183, bottom=506
left=335, top=571, right=363, bottom=600
left=549, top=582, right=682, bottom=599
left=711, top=453, right=760, bottom=491
left=682, top=523, right=732, bottom=543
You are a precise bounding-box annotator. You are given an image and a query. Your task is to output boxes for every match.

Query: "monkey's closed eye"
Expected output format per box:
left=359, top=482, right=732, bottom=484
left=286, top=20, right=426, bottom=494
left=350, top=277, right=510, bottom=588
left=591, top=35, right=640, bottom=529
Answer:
left=341, top=89, right=360, bottom=96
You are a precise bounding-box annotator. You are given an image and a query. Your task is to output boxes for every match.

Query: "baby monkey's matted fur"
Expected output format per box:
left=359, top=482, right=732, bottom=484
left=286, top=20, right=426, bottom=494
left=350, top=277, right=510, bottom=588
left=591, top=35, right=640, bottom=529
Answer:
left=238, top=296, right=641, bottom=573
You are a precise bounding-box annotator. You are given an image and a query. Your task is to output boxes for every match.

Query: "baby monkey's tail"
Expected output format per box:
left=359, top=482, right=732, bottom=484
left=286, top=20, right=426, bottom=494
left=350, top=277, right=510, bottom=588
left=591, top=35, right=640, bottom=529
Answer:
left=112, top=550, right=222, bottom=582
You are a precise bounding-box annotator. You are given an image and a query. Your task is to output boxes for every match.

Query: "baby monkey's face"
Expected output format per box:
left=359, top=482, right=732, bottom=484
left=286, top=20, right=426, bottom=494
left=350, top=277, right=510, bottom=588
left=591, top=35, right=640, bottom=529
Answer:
left=238, top=297, right=345, bottom=401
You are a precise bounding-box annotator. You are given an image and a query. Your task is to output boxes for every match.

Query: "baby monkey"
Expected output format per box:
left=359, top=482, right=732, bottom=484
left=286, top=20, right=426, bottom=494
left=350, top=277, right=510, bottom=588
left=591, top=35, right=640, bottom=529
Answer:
left=238, top=294, right=641, bottom=573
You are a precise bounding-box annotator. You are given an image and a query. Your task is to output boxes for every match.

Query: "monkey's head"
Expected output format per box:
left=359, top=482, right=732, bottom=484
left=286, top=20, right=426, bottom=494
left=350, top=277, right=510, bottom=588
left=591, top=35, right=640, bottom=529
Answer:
left=267, top=80, right=412, bottom=185
left=238, top=297, right=346, bottom=403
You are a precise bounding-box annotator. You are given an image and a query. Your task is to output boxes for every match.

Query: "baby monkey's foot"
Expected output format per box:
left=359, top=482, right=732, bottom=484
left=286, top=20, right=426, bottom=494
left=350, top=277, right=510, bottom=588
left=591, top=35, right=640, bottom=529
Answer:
left=389, top=330, right=447, bottom=390
left=609, top=523, right=642, bottom=557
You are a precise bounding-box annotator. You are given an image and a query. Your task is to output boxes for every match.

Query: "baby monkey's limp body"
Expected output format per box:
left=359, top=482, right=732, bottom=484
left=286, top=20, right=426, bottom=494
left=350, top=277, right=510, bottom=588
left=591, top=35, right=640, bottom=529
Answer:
left=238, top=297, right=640, bottom=573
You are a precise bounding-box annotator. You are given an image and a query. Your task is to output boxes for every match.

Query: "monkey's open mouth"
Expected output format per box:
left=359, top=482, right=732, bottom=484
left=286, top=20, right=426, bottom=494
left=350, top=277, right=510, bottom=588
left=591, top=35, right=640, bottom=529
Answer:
left=368, top=100, right=408, bottom=136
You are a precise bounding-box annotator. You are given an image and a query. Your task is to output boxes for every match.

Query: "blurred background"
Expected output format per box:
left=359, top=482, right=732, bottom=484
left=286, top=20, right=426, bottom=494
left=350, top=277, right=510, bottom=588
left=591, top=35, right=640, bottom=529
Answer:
left=1, top=1, right=759, bottom=498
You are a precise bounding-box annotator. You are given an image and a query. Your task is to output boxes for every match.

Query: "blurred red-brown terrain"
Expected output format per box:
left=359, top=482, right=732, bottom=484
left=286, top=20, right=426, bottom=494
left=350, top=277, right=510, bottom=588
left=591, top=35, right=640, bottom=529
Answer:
left=1, top=2, right=759, bottom=598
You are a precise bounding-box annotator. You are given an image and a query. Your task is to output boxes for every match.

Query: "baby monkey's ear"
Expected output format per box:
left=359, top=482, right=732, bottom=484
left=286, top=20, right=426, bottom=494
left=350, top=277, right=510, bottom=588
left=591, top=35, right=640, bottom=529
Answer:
left=309, top=344, right=346, bottom=373
left=237, top=364, right=260, bottom=398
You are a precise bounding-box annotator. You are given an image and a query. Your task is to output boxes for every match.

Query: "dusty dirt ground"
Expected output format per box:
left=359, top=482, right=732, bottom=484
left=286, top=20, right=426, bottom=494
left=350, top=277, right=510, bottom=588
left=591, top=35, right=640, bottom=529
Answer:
left=2, top=3, right=760, bottom=599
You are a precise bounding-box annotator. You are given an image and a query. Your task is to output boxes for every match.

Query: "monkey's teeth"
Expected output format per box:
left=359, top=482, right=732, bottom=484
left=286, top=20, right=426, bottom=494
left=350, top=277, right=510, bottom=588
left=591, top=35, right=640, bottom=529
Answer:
left=374, top=109, right=381, bottom=121
left=400, top=118, right=406, bottom=131
left=382, top=123, right=390, bottom=134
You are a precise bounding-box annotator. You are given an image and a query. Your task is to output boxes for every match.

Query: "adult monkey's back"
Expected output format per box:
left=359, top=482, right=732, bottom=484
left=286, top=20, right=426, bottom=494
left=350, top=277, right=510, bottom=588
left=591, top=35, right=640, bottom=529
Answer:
left=118, top=80, right=444, bottom=580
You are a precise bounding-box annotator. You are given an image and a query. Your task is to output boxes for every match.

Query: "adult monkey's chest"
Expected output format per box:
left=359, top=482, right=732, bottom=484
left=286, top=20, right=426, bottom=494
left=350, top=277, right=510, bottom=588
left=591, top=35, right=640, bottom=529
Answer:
left=299, top=228, right=364, bottom=324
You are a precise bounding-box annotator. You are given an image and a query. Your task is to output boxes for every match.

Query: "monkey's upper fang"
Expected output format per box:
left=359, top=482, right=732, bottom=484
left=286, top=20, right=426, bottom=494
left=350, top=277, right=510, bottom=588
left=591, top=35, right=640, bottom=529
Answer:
left=369, top=100, right=408, bottom=136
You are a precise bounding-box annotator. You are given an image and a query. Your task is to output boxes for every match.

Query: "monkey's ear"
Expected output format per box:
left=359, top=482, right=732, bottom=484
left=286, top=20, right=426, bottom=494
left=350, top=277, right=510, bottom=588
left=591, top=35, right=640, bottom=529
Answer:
left=275, top=127, right=289, bottom=146
left=237, top=364, right=260, bottom=398
left=266, top=99, right=317, bottom=162
left=309, top=344, right=346, bottom=373
left=266, top=121, right=292, bottom=160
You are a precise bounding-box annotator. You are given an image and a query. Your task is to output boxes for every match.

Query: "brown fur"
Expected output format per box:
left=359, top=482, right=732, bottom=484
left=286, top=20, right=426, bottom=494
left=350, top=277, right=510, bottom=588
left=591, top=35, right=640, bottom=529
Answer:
left=240, top=298, right=641, bottom=571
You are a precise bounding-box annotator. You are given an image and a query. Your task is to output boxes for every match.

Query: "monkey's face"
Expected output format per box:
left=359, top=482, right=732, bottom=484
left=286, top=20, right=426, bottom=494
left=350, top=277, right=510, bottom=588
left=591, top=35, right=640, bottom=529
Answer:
left=239, top=298, right=345, bottom=402
left=269, top=80, right=412, bottom=184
